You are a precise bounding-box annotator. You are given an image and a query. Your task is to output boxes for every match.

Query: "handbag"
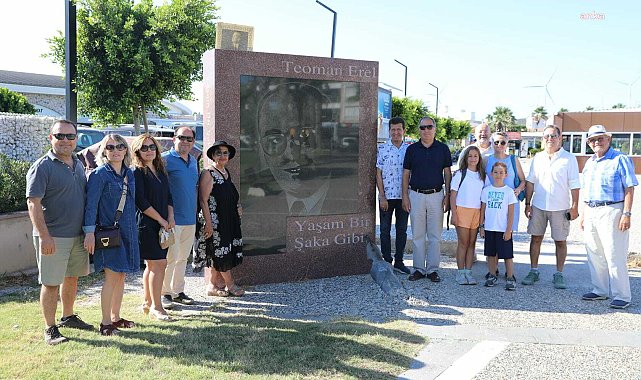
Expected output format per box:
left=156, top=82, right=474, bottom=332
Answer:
left=510, top=155, right=526, bottom=202
left=94, top=175, right=128, bottom=249
left=159, top=228, right=176, bottom=249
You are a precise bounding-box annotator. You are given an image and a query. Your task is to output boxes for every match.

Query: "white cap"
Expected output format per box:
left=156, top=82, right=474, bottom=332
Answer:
left=587, top=124, right=611, bottom=139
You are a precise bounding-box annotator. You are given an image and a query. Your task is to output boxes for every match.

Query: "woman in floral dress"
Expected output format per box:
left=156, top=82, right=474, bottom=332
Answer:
left=194, top=141, right=244, bottom=296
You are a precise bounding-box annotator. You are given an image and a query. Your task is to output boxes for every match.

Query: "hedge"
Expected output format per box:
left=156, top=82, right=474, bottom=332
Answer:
left=0, top=154, right=30, bottom=213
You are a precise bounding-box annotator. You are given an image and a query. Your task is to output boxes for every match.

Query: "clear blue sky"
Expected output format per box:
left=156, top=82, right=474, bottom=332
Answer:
left=2, top=0, right=640, bottom=119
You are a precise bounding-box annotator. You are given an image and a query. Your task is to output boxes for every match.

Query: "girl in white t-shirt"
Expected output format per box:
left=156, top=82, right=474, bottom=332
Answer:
left=450, top=146, right=488, bottom=285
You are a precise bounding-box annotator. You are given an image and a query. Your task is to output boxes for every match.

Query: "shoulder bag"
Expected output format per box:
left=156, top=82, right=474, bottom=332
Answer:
left=95, top=175, right=127, bottom=249
left=510, top=155, right=526, bottom=202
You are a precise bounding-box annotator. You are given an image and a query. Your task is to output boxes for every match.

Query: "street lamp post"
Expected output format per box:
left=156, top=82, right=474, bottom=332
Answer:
left=65, top=0, right=77, bottom=123
left=316, top=1, right=337, bottom=58
left=429, top=82, right=439, bottom=115
left=394, top=59, right=407, bottom=96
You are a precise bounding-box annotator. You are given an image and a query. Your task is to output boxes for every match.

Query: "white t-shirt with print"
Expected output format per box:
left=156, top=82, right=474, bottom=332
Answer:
left=482, top=184, right=517, bottom=232
left=451, top=169, right=489, bottom=209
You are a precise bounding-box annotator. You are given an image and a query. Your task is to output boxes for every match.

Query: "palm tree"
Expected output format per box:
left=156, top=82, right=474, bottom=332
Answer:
left=612, top=103, right=626, bottom=109
left=486, top=106, right=516, bottom=132
left=557, top=107, right=569, bottom=113
left=585, top=106, right=594, bottom=111
left=532, top=106, right=548, bottom=122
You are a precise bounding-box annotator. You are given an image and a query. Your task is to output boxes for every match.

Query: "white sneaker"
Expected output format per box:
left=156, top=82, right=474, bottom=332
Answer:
left=464, top=270, right=478, bottom=285
left=456, top=270, right=467, bottom=285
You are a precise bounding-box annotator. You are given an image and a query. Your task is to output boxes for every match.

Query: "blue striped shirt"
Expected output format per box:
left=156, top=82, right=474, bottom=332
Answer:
left=581, top=148, right=638, bottom=202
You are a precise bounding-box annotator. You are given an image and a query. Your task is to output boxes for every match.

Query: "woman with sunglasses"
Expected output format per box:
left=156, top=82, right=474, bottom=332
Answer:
left=131, top=134, right=174, bottom=321
left=193, top=141, right=244, bottom=297
left=83, top=134, right=140, bottom=336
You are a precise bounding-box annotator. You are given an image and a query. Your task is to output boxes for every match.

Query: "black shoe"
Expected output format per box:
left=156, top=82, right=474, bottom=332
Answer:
left=427, top=272, right=442, bottom=283
left=44, top=325, right=68, bottom=345
left=393, top=263, right=411, bottom=274
left=162, top=294, right=174, bottom=309
left=408, top=271, right=426, bottom=281
left=59, top=314, right=93, bottom=330
left=173, top=292, right=194, bottom=305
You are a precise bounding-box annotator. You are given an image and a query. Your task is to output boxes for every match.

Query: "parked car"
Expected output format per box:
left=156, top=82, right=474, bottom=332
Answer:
left=76, top=127, right=105, bottom=152
left=76, top=136, right=201, bottom=175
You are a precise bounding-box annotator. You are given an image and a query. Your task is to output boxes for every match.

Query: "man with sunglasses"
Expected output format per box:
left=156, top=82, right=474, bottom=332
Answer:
left=26, top=120, right=93, bottom=345
left=402, top=117, right=452, bottom=282
left=523, top=125, right=580, bottom=289
left=161, top=126, right=199, bottom=308
left=580, top=124, right=637, bottom=309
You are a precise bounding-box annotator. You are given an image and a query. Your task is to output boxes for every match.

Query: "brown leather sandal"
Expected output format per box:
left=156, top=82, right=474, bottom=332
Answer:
left=227, top=286, right=245, bottom=297
left=207, top=285, right=229, bottom=297
left=112, top=318, right=135, bottom=328
left=99, top=323, right=120, bottom=336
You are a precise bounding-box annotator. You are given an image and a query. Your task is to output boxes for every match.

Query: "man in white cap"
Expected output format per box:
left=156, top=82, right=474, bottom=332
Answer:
left=580, top=124, right=637, bottom=309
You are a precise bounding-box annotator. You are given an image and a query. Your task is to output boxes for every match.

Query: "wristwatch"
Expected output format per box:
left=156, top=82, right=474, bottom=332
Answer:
left=479, top=224, right=485, bottom=228
left=623, top=211, right=632, bottom=217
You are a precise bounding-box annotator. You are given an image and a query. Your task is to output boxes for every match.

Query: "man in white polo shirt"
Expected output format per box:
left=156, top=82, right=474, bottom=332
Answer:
left=523, top=125, right=580, bottom=289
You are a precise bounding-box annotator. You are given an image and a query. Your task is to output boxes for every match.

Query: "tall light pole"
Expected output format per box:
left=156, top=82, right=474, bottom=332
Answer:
left=394, top=59, right=407, bottom=96
left=429, top=82, right=439, bottom=115
left=65, top=0, right=77, bottom=123
left=316, top=1, right=337, bottom=58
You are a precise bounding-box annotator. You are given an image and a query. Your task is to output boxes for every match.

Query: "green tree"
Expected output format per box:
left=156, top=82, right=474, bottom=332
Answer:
left=532, top=106, right=548, bottom=122
left=612, top=103, right=626, bottom=109
left=0, top=87, right=36, bottom=114
left=45, top=0, right=217, bottom=132
left=585, top=106, right=594, bottom=111
left=486, top=106, right=515, bottom=132
left=558, top=107, right=569, bottom=113
left=391, top=96, right=430, bottom=137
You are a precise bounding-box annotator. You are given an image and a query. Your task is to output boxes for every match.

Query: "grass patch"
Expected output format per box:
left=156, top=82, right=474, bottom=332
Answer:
left=0, top=283, right=424, bottom=379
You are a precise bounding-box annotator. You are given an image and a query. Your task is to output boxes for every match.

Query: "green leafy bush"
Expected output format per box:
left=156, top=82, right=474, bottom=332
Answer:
left=0, top=154, right=30, bottom=213
left=0, top=87, right=36, bottom=114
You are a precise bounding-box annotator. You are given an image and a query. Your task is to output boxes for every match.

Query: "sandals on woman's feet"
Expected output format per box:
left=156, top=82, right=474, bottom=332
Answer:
left=140, top=303, right=150, bottom=315
left=227, top=286, right=245, bottom=297
left=112, top=318, right=135, bottom=328
left=150, top=309, right=172, bottom=321
left=207, top=286, right=229, bottom=297
left=99, top=323, right=120, bottom=336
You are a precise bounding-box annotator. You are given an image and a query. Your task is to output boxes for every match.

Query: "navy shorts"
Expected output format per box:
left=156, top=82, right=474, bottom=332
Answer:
left=483, top=230, right=514, bottom=260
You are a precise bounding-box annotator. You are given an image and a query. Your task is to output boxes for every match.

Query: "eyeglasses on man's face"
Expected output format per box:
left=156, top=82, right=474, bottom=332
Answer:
left=105, top=143, right=127, bottom=151
left=176, top=135, right=194, bottom=142
left=52, top=133, right=77, bottom=140
left=139, top=144, right=157, bottom=152
left=494, top=140, right=507, bottom=146
left=543, top=134, right=559, bottom=139
left=588, top=136, right=606, bottom=144
left=419, top=124, right=435, bottom=130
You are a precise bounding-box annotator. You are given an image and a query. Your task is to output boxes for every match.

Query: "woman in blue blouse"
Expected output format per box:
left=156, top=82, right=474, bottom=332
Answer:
left=131, top=134, right=174, bottom=321
left=83, top=134, right=139, bottom=336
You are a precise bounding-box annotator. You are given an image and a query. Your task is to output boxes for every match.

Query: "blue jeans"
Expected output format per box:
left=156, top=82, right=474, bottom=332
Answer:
left=379, top=199, right=409, bottom=263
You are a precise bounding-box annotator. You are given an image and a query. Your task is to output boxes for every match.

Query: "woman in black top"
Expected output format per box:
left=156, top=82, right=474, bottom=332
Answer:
left=131, top=134, right=174, bottom=321
left=194, top=141, right=244, bottom=296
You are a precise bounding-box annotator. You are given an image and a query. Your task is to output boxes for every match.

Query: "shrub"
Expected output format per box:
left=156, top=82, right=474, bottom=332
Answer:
left=0, top=154, right=30, bottom=213
left=0, top=87, right=36, bottom=114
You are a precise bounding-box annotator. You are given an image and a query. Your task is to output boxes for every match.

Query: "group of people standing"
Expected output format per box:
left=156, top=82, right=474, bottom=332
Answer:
left=26, top=120, right=244, bottom=345
left=377, top=118, right=636, bottom=307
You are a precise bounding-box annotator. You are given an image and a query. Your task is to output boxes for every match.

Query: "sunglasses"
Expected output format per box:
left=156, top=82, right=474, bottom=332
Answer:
left=105, top=143, right=127, bottom=151
left=419, top=125, right=435, bottom=130
left=52, top=133, right=77, bottom=140
left=139, top=144, right=157, bottom=152
left=215, top=151, right=230, bottom=157
left=177, top=135, right=194, bottom=142
left=543, top=134, right=559, bottom=139
left=588, top=136, right=606, bottom=144
left=494, top=140, right=507, bottom=146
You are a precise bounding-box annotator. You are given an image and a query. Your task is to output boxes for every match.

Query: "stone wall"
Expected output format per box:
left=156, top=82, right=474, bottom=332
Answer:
left=23, top=93, right=65, bottom=116
left=0, top=112, right=55, bottom=162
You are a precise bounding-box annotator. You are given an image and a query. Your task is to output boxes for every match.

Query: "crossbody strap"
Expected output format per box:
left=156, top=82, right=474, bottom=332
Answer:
left=113, top=175, right=128, bottom=226
left=510, top=155, right=518, bottom=187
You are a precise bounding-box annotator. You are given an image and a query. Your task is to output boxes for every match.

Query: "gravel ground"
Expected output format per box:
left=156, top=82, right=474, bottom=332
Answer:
left=475, top=343, right=641, bottom=380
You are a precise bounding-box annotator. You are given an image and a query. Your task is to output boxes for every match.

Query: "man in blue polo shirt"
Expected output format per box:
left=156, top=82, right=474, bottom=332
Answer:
left=161, top=126, right=199, bottom=308
left=402, top=116, right=452, bottom=282
left=580, top=124, right=637, bottom=309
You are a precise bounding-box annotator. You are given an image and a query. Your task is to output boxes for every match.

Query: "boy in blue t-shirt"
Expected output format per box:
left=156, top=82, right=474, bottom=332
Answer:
left=480, top=162, right=518, bottom=290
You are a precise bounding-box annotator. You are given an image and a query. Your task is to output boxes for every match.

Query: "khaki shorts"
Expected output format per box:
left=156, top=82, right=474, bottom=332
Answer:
left=526, top=206, right=570, bottom=241
left=455, top=206, right=481, bottom=229
left=33, top=236, right=90, bottom=286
